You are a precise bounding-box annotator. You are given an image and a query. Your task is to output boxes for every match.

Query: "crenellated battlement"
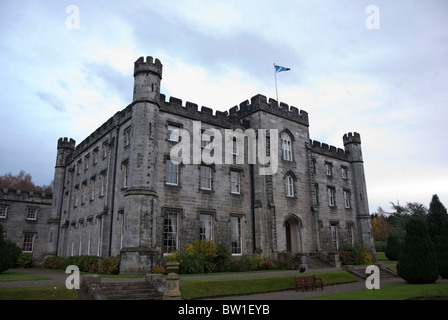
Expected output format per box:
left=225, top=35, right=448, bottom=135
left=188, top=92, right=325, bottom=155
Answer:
left=310, top=139, right=349, bottom=161
left=228, top=94, right=309, bottom=126
left=57, top=137, right=76, bottom=150
left=133, top=56, right=163, bottom=77
left=160, top=94, right=242, bottom=128
left=343, top=132, right=361, bottom=145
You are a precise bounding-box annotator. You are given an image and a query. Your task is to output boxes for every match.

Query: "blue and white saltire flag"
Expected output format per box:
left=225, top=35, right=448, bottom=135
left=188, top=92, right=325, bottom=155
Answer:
left=274, top=64, right=290, bottom=73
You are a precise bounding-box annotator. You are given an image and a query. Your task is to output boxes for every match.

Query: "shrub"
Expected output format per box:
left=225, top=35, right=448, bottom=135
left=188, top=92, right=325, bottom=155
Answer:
left=100, top=256, right=120, bottom=275
left=374, top=240, right=387, bottom=252
left=338, top=243, right=372, bottom=265
left=0, top=224, right=21, bottom=273
left=277, top=252, right=302, bottom=270
left=16, top=253, right=33, bottom=268
left=228, top=255, right=260, bottom=272
left=44, top=256, right=65, bottom=269
left=176, top=240, right=218, bottom=274
left=214, top=243, right=230, bottom=272
left=258, top=259, right=276, bottom=270
left=397, top=218, right=439, bottom=284
left=152, top=265, right=166, bottom=274
left=385, top=236, right=401, bottom=261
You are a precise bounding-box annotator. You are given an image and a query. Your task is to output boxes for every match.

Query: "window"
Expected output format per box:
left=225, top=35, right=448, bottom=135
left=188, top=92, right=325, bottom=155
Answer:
left=281, top=132, right=293, bottom=161
left=200, top=214, right=213, bottom=241
left=26, top=208, right=38, bottom=220
left=230, top=170, right=240, bottom=194
left=74, top=186, right=79, bottom=207
left=286, top=174, right=294, bottom=197
left=325, top=163, right=333, bottom=176
left=163, top=212, right=178, bottom=254
left=100, top=173, right=107, bottom=197
left=341, top=167, right=348, bottom=179
left=93, top=149, right=99, bottom=165
left=347, top=225, right=354, bottom=245
left=232, top=138, right=238, bottom=155
left=124, top=127, right=131, bottom=146
left=22, top=233, right=35, bottom=252
left=201, top=132, right=212, bottom=149
left=102, top=142, right=108, bottom=159
left=84, top=155, right=89, bottom=170
left=90, top=178, right=95, bottom=201
left=97, top=217, right=103, bottom=256
left=168, top=124, right=181, bottom=142
left=166, top=160, right=179, bottom=185
left=231, top=216, right=242, bottom=255
left=344, top=190, right=351, bottom=208
left=331, top=225, right=338, bottom=250
left=200, top=166, right=212, bottom=190
left=0, top=206, right=7, bottom=218
left=327, top=187, right=335, bottom=207
left=81, top=183, right=86, bottom=204
left=122, top=162, right=129, bottom=188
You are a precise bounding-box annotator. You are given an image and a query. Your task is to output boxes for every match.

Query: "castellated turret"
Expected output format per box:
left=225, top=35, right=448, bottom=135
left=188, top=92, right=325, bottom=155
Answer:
left=133, top=56, right=163, bottom=103
left=343, top=132, right=363, bottom=163
left=56, top=137, right=75, bottom=168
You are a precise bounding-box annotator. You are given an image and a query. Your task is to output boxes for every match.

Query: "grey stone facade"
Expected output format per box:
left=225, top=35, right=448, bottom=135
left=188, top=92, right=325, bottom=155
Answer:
left=0, top=189, right=53, bottom=265
left=50, top=56, right=375, bottom=274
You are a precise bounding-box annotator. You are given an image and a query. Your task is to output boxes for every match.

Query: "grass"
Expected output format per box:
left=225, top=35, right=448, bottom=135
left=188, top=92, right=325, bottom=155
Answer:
left=0, top=270, right=49, bottom=282
left=179, top=270, right=357, bottom=299
left=303, top=283, right=448, bottom=300
left=0, top=286, right=78, bottom=300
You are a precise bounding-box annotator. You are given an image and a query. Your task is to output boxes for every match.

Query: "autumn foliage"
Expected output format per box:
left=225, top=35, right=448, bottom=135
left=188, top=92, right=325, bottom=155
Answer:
left=0, top=171, right=52, bottom=194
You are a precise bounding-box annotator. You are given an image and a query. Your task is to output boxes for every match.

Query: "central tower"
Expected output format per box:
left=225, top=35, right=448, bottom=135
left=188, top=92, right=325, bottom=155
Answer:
left=120, top=56, right=162, bottom=274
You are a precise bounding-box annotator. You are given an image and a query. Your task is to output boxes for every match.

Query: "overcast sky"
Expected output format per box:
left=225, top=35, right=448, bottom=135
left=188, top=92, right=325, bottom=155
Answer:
left=1, top=0, right=447, bottom=213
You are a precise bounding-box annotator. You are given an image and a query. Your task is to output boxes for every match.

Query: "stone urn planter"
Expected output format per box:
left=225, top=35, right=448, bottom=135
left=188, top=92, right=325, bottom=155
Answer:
left=164, top=262, right=181, bottom=299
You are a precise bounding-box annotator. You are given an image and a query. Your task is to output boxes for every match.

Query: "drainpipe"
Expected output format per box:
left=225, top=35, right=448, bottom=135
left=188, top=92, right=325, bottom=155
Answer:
left=108, top=125, right=120, bottom=256
left=250, top=163, right=256, bottom=254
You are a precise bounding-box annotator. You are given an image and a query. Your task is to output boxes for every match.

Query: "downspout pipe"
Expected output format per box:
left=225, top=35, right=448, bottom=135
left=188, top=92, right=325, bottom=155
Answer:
left=108, top=125, right=120, bottom=256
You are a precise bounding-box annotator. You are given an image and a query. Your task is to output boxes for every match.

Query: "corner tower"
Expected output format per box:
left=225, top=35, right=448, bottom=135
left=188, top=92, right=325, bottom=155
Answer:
left=120, top=56, right=162, bottom=274
left=48, top=137, right=75, bottom=257
left=343, top=132, right=375, bottom=254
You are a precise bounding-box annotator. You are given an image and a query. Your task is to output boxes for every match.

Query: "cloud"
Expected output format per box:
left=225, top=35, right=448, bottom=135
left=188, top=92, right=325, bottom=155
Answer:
left=36, top=91, right=66, bottom=112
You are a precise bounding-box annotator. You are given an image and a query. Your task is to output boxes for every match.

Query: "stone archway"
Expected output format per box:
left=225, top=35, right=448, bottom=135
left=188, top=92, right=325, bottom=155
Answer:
left=284, top=215, right=302, bottom=254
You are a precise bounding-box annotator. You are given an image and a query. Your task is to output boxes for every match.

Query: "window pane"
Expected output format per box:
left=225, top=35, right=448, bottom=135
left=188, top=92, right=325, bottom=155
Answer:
left=200, top=214, right=213, bottom=241
left=22, top=233, right=34, bottom=252
left=163, top=212, right=178, bottom=253
left=200, top=166, right=211, bottom=189
left=231, top=171, right=240, bottom=194
left=231, top=217, right=242, bottom=255
left=166, top=160, right=178, bottom=185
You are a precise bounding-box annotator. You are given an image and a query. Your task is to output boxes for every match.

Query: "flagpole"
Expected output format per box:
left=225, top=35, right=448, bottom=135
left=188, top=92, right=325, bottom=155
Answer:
left=274, top=63, right=279, bottom=101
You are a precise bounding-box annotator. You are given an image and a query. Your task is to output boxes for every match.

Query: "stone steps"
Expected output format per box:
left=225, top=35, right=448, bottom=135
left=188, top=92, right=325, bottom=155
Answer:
left=99, top=282, right=163, bottom=300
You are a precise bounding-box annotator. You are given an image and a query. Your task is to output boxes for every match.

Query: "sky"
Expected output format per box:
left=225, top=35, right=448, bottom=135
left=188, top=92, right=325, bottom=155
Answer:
left=0, top=0, right=447, bottom=214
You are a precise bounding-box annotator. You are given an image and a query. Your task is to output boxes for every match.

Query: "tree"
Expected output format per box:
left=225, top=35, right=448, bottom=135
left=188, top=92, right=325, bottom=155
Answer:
left=385, top=235, right=401, bottom=261
left=397, top=218, right=439, bottom=284
left=371, top=209, right=389, bottom=241
left=0, top=223, right=22, bottom=273
left=0, top=171, right=52, bottom=194
left=427, top=194, right=448, bottom=243
left=427, top=195, right=448, bottom=278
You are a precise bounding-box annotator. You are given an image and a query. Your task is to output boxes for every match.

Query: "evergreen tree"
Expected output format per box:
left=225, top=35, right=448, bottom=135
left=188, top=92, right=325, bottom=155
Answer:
left=427, top=194, right=448, bottom=242
left=426, top=195, right=448, bottom=279
left=385, top=235, right=401, bottom=261
left=0, top=223, right=21, bottom=273
left=397, top=218, right=439, bottom=284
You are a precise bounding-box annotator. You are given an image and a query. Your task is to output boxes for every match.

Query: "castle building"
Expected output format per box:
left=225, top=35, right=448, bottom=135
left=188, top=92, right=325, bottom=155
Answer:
left=49, top=56, right=374, bottom=274
left=0, top=189, right=53, bottom=263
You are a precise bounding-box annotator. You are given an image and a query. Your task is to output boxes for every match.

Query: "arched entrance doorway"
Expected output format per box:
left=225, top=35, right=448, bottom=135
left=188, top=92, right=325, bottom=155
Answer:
left=285, top=215, right=302, bottom=254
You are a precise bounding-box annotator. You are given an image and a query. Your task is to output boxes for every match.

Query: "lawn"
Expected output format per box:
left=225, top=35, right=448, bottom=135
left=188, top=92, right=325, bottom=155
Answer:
left=180, top=270, right=357, bottom=299
left=0, top=270, right=49, bottom=282
left=0, top=285, right=78, bottom=300
left=303, top=283, right=448, bottom=300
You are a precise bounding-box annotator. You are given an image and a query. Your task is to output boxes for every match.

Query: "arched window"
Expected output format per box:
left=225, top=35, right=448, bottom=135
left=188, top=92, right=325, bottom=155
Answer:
left=286, top=174, right=294, bottom=197
left=281, top=132, right=293, bottom=161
